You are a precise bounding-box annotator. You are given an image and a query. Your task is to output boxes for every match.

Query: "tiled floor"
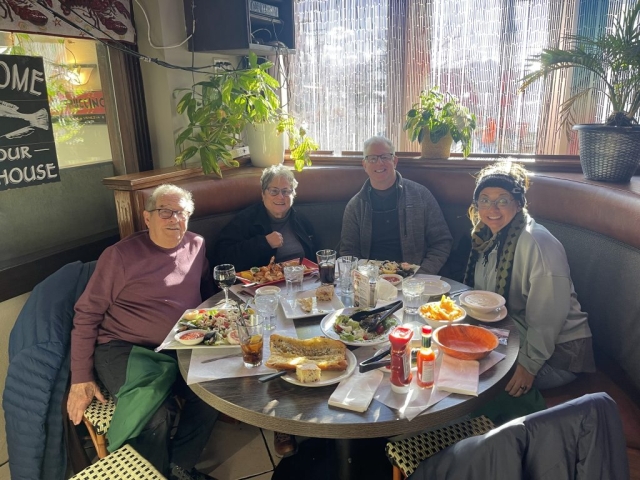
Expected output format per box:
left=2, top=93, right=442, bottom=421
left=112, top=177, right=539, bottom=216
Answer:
left=195, top=421, right=285, bottom=480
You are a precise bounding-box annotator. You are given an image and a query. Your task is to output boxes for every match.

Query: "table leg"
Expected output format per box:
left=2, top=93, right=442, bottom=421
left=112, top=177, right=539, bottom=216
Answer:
left=335, top=438, right=354, bottom=480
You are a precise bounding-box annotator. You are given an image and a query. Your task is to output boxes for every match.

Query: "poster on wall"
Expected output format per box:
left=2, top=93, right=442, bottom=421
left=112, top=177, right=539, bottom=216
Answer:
left=0, top=54, right=59, bottom=191
left=0, top=1, right=135, bottom=44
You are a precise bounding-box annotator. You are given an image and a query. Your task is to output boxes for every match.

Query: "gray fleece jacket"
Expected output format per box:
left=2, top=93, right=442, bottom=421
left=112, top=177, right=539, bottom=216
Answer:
left=340, top=173, right=453, bottom=274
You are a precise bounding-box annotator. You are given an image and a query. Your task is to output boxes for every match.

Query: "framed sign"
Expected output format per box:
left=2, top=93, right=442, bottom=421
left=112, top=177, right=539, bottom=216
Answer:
left=0, top=54, right=59, bottom=191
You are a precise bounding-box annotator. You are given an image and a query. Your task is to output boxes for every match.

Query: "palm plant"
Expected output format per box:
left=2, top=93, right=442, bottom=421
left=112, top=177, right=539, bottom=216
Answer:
left=519, top=0, right=640, bottom=135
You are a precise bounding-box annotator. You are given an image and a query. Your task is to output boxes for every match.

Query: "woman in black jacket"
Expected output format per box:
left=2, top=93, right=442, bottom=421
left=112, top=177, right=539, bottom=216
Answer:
left=213, top=164, right=316, bottom=274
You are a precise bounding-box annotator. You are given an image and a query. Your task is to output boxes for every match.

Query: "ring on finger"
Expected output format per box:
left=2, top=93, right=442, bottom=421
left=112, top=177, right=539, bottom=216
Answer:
left=519, top=385, right=526, bottom=390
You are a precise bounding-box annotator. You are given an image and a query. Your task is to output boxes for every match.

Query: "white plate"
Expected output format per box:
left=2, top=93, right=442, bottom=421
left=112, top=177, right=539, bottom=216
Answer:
left=320, top=308, right=401, bottom=347
left=359, top=259, right=420, bottom=278
left=281, top=350, right=357, bottom=387
left=459, top=290, right=505, bottom=313
left=156, top=308, right=242, bottom=351
left=281, top=290, right=345, bottom=319
left=464, top=305, right=508, bottom=323
left=421, top=280, right=451, bottom=297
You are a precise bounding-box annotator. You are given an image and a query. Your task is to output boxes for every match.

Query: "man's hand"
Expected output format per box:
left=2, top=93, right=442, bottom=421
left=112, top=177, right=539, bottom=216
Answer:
left=266, top=231, right=284, bottom=249
left=505, top=364, right=535, bottom=397
left=67, top=381, right=106, bottom=425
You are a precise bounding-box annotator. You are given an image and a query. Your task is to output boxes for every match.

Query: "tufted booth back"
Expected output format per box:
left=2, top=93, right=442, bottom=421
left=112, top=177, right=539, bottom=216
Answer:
left=134, top=165, right=640, bottom=392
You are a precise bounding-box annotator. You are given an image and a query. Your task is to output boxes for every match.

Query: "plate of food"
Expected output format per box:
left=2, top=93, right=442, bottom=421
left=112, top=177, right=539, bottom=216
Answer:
left=265, top=334, right=356, bottom=387
left=237, top=257, right=318, bottom=286
left=156, top=307, right=250, bottom=351
left=281, top=285, right=344, bottom=319
left=363, top=260, right=420, bottom=278
left=320, top=307, right=400, bottom=346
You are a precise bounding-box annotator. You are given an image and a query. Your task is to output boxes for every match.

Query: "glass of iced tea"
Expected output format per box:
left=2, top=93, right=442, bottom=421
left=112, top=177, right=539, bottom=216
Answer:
left=316, top=249, right=337, bottom=285
left=237, top=316, right=264, bottom=368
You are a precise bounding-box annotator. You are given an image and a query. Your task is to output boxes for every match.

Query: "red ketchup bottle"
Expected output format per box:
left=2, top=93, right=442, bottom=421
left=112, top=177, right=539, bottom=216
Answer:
left=389, top=326, right=414, bottom=393
left=417, top=326, right=435, bottom=388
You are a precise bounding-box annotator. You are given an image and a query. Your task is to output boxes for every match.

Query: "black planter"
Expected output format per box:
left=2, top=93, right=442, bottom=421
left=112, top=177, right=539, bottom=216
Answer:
left=573, top=124, right=640, bottom=183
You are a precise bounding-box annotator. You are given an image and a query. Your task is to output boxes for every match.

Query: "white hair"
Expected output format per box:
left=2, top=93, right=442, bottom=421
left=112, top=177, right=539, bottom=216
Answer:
left=260, top=164, right=298, bottom=193
left=145, top=184, right=195, bottom=213
left=363, top=136, right=395, bottom=156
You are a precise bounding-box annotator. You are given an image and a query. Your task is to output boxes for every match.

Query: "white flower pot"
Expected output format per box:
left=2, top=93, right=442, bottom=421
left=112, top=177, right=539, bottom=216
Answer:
left=245, top=123, right=285, bottom=167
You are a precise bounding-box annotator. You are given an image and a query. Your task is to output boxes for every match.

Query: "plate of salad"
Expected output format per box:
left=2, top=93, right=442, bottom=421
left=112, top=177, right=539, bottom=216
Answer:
left=156, top=307, right=253, bottom=351
left=320, top=307, right=400, bottom=346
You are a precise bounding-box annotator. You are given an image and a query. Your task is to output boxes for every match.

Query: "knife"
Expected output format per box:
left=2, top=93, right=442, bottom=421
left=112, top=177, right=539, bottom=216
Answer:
left=258, top=370, right=288, bottom=383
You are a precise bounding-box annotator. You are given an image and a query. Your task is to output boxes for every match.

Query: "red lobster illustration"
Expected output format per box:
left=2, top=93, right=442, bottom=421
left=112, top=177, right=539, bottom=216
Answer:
left=59, top=0, right=130, bottom=36
left=0, top=0, right=53, bottom=27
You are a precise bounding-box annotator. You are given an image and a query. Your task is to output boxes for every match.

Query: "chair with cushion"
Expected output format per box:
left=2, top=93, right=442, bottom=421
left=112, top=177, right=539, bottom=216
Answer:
left=69, top=444, right=166, bottom=479
left=82, top=382, right=116, bottom=459
left=385, top=415, right=495, bottom=480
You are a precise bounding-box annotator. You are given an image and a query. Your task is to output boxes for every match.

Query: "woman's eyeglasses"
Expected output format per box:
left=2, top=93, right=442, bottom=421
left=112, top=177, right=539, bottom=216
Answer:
left=266, top=187, right=294, bottom=197
left=150, top=208, right=191, bottom=219
left=477, top=198, right=515, bottom=210
left=363, top=153, right=394, bottom=164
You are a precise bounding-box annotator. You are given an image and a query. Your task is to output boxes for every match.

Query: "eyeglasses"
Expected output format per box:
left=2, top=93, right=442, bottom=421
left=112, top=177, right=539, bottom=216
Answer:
left=476, top=198, right=516, bottom=210
left=266, top=187, right=294, bottom=197
left=150, top=208, right=192, bottom=220
left=363, top=153, right=395, bottom=164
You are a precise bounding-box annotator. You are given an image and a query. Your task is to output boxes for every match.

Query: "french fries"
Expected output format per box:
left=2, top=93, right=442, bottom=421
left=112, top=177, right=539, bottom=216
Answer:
left=419, top=295, right=465, bottom=321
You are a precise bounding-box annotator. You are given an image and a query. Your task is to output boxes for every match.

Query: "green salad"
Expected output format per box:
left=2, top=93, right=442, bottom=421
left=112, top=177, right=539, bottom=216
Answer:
left=333, top=313, right=398, bottom=343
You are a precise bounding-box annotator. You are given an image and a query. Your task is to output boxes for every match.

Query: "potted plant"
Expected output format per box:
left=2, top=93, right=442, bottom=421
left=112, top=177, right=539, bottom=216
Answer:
left=519, top=1, right=640, bottom=182
left=404, top=87, right=477, bottom=159
left=174, top=52, right=317, bottom=176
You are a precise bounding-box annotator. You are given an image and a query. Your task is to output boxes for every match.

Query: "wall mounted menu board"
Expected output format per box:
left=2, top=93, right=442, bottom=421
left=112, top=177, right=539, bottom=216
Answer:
left=0, top=54, right=59, bottom=191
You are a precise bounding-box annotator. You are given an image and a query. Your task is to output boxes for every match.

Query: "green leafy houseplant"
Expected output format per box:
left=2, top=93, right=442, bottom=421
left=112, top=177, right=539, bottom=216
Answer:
left=404, top=87, right=477, bottom=158
left=519, top=0, right=640, bottom=134
left=174, top=53, right=317, bottom=176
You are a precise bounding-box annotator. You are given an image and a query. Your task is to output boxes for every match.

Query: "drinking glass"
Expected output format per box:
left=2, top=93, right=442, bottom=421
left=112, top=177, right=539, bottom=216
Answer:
left=336, top=256, right=358, bottom=294
left=254, top=286, right=280, bottom=331
left=237, top=316, right=264, bottom=368
left=402, top=278, right=426, bottom=314
left=316, top=249, right=337, bottom=285
left=213, top=264, right=236, bottom=309
left=284, top=265, right=304, bottom=306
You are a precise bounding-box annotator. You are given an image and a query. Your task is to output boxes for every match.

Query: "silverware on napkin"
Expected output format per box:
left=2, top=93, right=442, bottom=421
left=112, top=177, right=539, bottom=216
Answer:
left=258, top=370, right=288, bottom=383
left=201, top=352, right=242, bottom=364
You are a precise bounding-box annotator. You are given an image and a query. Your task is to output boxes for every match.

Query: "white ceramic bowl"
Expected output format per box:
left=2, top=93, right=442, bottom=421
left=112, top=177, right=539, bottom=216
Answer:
left=255, top=285, right=281, bottom=296
left=459, top=291, right=505, bottom=314
left=418, top=301, right=467, bottom=330
left=175, top=329, right=207, bottom=346
left=380, top=273, right=403, bottom=289
left=422, top=279, right=451, bottom=296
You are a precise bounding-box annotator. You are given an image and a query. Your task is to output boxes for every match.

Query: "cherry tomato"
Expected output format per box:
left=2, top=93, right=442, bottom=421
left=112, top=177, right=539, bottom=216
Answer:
left=376, top=324, right=386, bottom=335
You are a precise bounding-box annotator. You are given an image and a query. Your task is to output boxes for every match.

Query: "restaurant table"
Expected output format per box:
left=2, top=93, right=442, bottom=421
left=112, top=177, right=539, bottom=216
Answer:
left=177, top=277, right=519, bottom=478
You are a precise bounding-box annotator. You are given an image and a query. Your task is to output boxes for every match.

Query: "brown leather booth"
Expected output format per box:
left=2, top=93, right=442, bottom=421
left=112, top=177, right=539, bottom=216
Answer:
left=104, top=162, right=640, bottom=468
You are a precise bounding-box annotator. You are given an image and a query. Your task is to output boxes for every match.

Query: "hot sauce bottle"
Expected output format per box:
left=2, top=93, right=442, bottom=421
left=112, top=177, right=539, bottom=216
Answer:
left=417, top=326, right=435, bottom=388
left=389, top=326, right=414, bottom=393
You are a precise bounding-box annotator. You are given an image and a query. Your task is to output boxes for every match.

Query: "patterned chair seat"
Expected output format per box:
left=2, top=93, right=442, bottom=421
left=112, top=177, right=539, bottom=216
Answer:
left=385, top=415, right=496, bottom=479
left=82, top=384, right=116, bottom=458
left=70, top=444, right=166, bottom=479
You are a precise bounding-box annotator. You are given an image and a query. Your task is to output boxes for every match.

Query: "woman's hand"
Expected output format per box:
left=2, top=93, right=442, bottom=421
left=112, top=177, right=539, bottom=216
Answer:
left=67, top=381, right=106, bottom=425
left=266, top=231, right=283, bottom=249
left=505, top=364, right=535, bottom=397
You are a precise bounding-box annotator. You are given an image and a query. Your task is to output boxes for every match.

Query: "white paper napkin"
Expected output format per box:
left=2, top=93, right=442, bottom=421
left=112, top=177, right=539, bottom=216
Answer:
left=377, top=278, right=398, bottom=301
left=329, top=370, right=384, bottom=412
left=437, top=355, right=480, bottom=396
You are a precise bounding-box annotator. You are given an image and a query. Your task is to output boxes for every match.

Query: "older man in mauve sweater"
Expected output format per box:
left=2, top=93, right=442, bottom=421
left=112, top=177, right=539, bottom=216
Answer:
left=66, top=184, right=217, bottom=480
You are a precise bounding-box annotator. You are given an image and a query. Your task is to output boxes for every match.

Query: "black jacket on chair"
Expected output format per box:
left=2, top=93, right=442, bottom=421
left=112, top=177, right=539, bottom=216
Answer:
left=409, top=392, right=629, bottom=480
left=213, top=203, right=316, bottom=272
left=3, top=261, right=96, bottom=480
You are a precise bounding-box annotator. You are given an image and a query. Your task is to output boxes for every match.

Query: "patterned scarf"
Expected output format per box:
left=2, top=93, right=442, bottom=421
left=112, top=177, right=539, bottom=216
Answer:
left=463, top=211, right=528, bottom=302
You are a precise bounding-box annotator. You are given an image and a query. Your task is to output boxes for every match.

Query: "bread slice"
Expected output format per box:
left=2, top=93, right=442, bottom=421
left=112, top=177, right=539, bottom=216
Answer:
left=266, top=334, right=348, bottom=371
left=297, top=297, right=314, bottom=313
left=316, top=285, right=334, bottom=302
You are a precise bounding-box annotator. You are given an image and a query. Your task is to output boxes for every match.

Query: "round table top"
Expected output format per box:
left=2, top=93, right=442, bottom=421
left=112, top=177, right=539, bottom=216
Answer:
left=177, top=282, right=519, bottom=439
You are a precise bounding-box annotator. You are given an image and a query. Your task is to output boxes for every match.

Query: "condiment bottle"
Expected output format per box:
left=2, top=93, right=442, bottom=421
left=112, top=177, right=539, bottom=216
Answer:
left=417, top=326, right=435, bottom=388
left=389, top=326, right=414, bottom=393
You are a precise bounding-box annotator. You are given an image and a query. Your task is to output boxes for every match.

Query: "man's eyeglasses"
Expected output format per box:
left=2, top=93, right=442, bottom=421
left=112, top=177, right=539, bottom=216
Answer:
left=363, top=153, right=395, bottom=164
left=150, top=208, right=192, bottom=220
left=266, top=187, right=294, bottom=197
left=476, top=198, right=515, bottom=210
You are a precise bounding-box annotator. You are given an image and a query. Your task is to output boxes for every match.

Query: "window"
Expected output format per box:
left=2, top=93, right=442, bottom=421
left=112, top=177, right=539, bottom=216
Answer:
left=290, top=0, right=632, bottom=155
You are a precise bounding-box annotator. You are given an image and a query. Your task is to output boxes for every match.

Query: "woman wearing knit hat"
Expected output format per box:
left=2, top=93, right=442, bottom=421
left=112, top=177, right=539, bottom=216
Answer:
left=464, top=161, right=595, bottom=398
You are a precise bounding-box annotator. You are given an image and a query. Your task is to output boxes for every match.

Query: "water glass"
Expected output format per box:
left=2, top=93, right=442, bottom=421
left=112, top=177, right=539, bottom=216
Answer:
left=316, top=249, right=337, bottom=285
left=336, top=256, right=358, bottom=294
left=237, top=316, right=264, bottom=368
left=284, top=265, right=304, bottom=305
left=403, top=278, right=426, bottom=314
left=254, top=286, right=280, bottom=331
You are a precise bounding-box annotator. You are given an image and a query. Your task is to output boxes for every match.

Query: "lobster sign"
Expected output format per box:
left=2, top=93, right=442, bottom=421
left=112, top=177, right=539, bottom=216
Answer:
left=0, top=0, right=135, bottom=44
